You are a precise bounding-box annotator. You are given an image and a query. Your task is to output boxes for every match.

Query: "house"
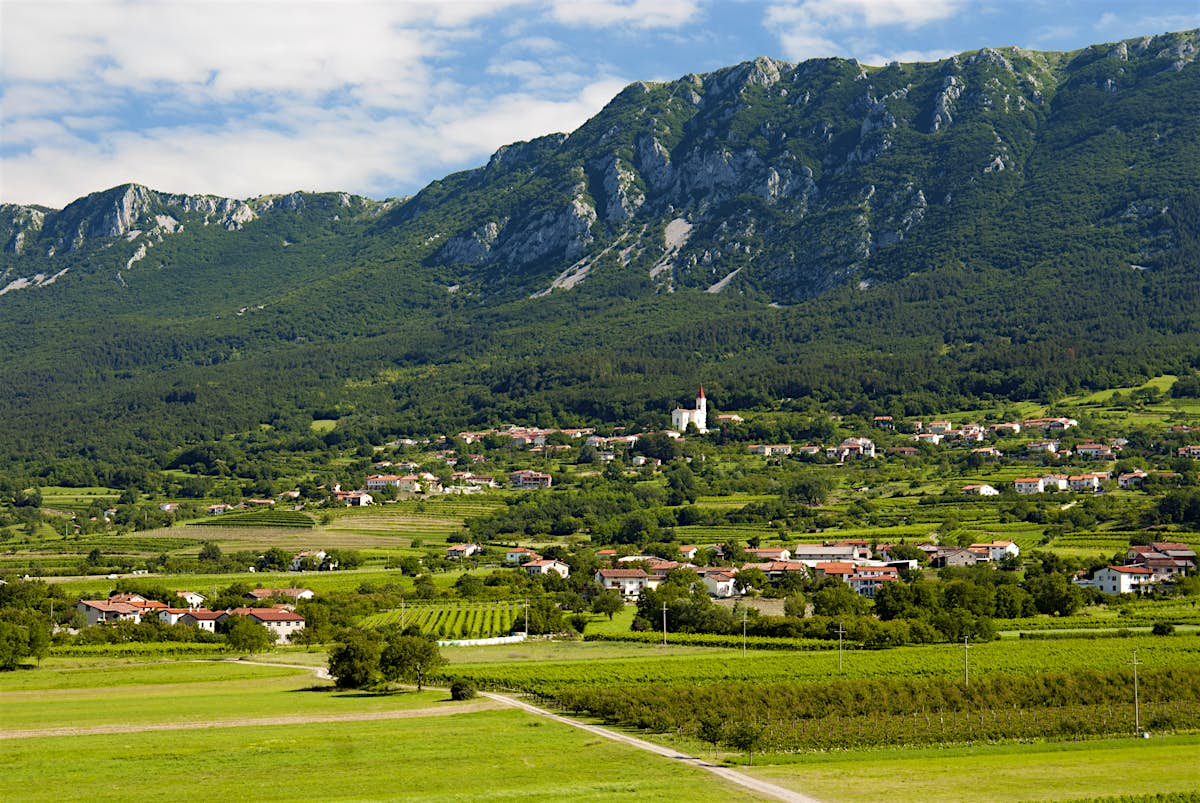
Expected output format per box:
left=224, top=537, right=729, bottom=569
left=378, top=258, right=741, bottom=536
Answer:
left=1086, top=565, right=1155, bottom=595
left=971, top=447, right=1003, bottom=458
left=505, top=547, right=542, bottom=564
left=245, top=587, right=314, bottom=602
left=989, top=422, right=1022, bottom=435
left=1068, top=473, right=1106, bottom=493
left=595, top=568, right=649, bottom=598
left=678, top=545, right=699, bottom=560
left=180, top=608, right=224, bottom=632
left=1075, top=443, right=1116, bottom=460
left=702, top=571, right=740, bottom=598
left=365, top=474, right=404, bottom=491
left=1118, top=470, right=1149, bottom=489
left=962, top=484, right=1000, bottom=496
left=827, top=437, right=876, bottom=461
left=175, top=590, right=205, bottom=609
left=812, top=561, right=856, bottom=581
left=224, top=608, right=306, bottom=643
left=1024, top=417, right=1078, bottom=431
left=1026, top=440, right=1061, bottom=454
left=76, top=599, right=142, bottom=626
left=290, top=550, right=332, bottom=571
left=888, top=446, right=920, bottom=457
left=1176, top=445, right=1200, bottom=459
left=746, top=546, right=792, bottom=562
left=741, top=561, right=808, bottom=582
left=927, top=420, right=953, bottom=434
left=1014, top=477, right=1045, bottom=495
left=158, top=502, right=178, bottom=512
left=794, top=444, right=823, bottom=457
left=158, top=607, right=192, bottom=625
left=792, top=543, right=871, bottom=564
left=930, top=548, right=979, bottom=568
left=510, top=470, right=553, bottom=489
left=207, top=503, right=232, bottom=515
left=970, top=540, right=1020, bottom=561
left=716, top=413, right=744, bottom=424
left=873, top=416, right=895, bottom=430
left=524, top=559, right=570, bottom=579
left=333, top=490, right=373, bottom=506
left=915, top=432, right=943, bottom=446
left=1126, top=543, right=1196, bottom=577
left=447, top=543, right=481, bottom=559
left=670, top=387, right=708, bottom=433
left=847, top=568, right=900, bottom=597
left=1042, top=474, right=1070, bottom=491
left=748, top=444, right=792, bottom=456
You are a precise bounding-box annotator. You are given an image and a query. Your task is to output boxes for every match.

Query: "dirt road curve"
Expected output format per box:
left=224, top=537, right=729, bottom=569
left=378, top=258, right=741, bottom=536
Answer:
left=0, top=700, right=503, bottom=740
left=482, top=691, right=821, bottom=803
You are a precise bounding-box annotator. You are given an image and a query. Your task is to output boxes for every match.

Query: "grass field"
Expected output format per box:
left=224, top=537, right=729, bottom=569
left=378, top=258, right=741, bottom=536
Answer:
left=744, top=735, right=1200, bottom=802
left=0, top=656, right=761, bottom=802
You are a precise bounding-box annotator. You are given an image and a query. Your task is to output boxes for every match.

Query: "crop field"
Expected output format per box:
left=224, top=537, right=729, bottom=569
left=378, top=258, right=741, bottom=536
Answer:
left=437, top=635, right=1200, bottom=693
left=361, top=601, right=524, bottom=639
left=190, top=510, right=314, bottom=528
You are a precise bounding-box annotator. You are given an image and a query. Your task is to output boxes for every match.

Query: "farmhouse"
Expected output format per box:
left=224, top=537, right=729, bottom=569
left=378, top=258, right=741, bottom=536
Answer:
left=224, top=608, right=306, bottom=643
left=595, top=568, right=649, bottom=598
left=792, top=543, right=871, bottom=564
left=1084, top=565, right=1155, bottom=595
left=180, top=609, right=224, bottom=632
left=827, top=437, right=876, bottom=461
left=505, top=547, right=542, bottom=564
left=1118, top=470, right=1149, bottom=489
left=748, top=444, right=792, bottom=456
left=447, top=543, right=481, bottom=559
left=1014, top=477, right=1045, bottom=494
left=510, top=469, right=553, bottom=489
left=245, top=587, right=314, bottom=602
left=175, top=590, right=205, bottom=608
left=970, top=540, right=1020, bottom=561
left=746, top=546, right=792, bottom=562
left=962, top=484, right=1000, bottom=496
left=76, top=599, right=142, bottom=626
left=524, top=559, right=570, bottom=579
left=703, top=571, right=739, bottom=598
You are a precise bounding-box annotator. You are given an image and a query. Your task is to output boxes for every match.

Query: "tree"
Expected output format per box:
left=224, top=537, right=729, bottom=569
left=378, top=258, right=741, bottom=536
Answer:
left=198, top=541, right=222, bottom=562
left=223, top=615, right=274, bottom=653
left=379, top=635, right=446, bottom=691
left=697, top=714, right=726, bottom=758
left=783, top=592, right=807, bottom=618
left=734, top=568, right=768, bottom=594
left=591, top=590, right=624, bottom=620
left=726, top=720, right=767, bottom=766
left=328, top=630, right=381, bottom=689
left=812, top=584, right=870, bottom=617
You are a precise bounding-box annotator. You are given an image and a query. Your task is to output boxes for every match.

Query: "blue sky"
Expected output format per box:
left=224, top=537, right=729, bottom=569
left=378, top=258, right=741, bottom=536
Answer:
left=2, top=0, right=1197, bottom=207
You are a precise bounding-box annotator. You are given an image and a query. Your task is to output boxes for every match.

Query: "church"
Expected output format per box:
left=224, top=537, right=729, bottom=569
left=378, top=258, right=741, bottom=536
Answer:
left=670, top=387, right=707, bottom=433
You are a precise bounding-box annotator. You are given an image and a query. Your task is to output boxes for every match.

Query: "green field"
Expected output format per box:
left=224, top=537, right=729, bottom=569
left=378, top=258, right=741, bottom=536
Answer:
left=0, top=656, right=761, bottom=802
left=362, top=601, right=524, bottom=639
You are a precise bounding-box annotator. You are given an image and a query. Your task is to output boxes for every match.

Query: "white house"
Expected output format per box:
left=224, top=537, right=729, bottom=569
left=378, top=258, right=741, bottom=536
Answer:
left=1118, top=470, right=1148, bottom=489
left=224, top=608, right=306, bottom=643
left=365, top=474, right=404, bottom=491
left=670, top=387, right=708, bottom=433
left=1014, top=477, right=1045, bottom=495
left=447, top=543, right=481, bottom=559
left=1068, top=473, right=1105, bottom=492
left=702, top=571, right=739, bottom=598
left=175, top=590, right=206, bottom=609
left=1042, top=474, right=1070, bottom=491
left=76, top=599, right=141, bottom=626
left=847, top=568, right=899, bottom=597
left=746, top=546, right=792, bottom=562
left=749, top=444, right=792, bottom=456
left=792, top=543, right=871, bottom=564
left=970, top=540, right=1020, bottom=561
left=827, top=437, right=876, bottom=461
left=180, top=609, right=224, bottom=632
left=524, top=559, right=570, bottom=579
left=505, top=547, right=542, bottom=564
left=1026, top=440, right=1061, bottom=454
left=1087, top=565, right=1154, bottom=595
left=962, top=484, right=1000, bottom=496
left=595, top=568, right=649, bottom=598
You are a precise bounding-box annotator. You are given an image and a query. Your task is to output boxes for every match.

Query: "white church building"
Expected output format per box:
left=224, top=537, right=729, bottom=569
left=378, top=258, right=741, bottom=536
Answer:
left=671, top=387, right=708, bottom=433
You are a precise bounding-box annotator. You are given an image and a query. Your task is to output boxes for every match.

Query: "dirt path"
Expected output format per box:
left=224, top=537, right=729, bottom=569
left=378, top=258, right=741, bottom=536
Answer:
left=0, top=699, right=502, bottom=740
left=482, top=691, right=821, bottom=803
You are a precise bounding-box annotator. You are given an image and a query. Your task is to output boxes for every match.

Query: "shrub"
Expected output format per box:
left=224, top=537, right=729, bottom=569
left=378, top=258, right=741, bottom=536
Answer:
left=450, top=680, right=477, bottom=700
left=1152, top=622, right=1176, bottom=636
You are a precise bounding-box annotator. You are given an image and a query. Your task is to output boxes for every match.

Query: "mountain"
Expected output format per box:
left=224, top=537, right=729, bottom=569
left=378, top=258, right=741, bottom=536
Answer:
left=0, top=30, right=1198, bottom=471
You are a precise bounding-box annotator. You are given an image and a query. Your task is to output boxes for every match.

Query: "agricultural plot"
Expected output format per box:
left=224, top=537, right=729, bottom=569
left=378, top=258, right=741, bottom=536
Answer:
left=190, top=510, right=314, bottom=528
left=362, top=601, right=524, bottom=639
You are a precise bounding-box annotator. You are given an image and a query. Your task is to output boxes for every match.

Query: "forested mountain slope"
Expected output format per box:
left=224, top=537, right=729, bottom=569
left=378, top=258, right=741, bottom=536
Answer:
left=0, top=30, right=1197, bottom=471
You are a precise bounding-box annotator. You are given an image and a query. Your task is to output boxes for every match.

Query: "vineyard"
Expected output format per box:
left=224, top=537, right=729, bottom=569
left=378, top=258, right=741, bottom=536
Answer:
left=361, top=601, right=524, bottom=639
left=190, top=510, right=314, bottom=528
left=436, top=635, right=1200, bottom=694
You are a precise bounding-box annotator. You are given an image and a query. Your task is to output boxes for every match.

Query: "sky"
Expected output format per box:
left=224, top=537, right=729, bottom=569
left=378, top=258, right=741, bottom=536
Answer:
left=2, top=0, right=1197, bottom=208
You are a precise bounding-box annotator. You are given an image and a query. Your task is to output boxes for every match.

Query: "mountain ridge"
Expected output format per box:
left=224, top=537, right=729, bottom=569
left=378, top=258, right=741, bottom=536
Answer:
left=0, top=30, right=1197, bottom=469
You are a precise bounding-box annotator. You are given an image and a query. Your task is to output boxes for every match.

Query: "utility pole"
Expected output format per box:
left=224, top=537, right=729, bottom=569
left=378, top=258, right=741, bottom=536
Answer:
left=524, top=598, right=529, bottom=635
left=1132, top=648, right=1142, bottom=736
left=836, top=621, right=846, bottom=672
left=742, top=607, right=748, bottom=657
left=662, top=602, right=668, bottom=646
left=963, top=635, right=971, bottom=687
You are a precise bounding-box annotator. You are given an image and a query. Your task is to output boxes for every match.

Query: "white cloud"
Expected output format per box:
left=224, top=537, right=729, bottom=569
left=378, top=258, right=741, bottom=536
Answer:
left=550, top=0, right=701, bottom=29
left=765, top=0, right=963, bottom=61
left=858, top=48, right=958, bottom=66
